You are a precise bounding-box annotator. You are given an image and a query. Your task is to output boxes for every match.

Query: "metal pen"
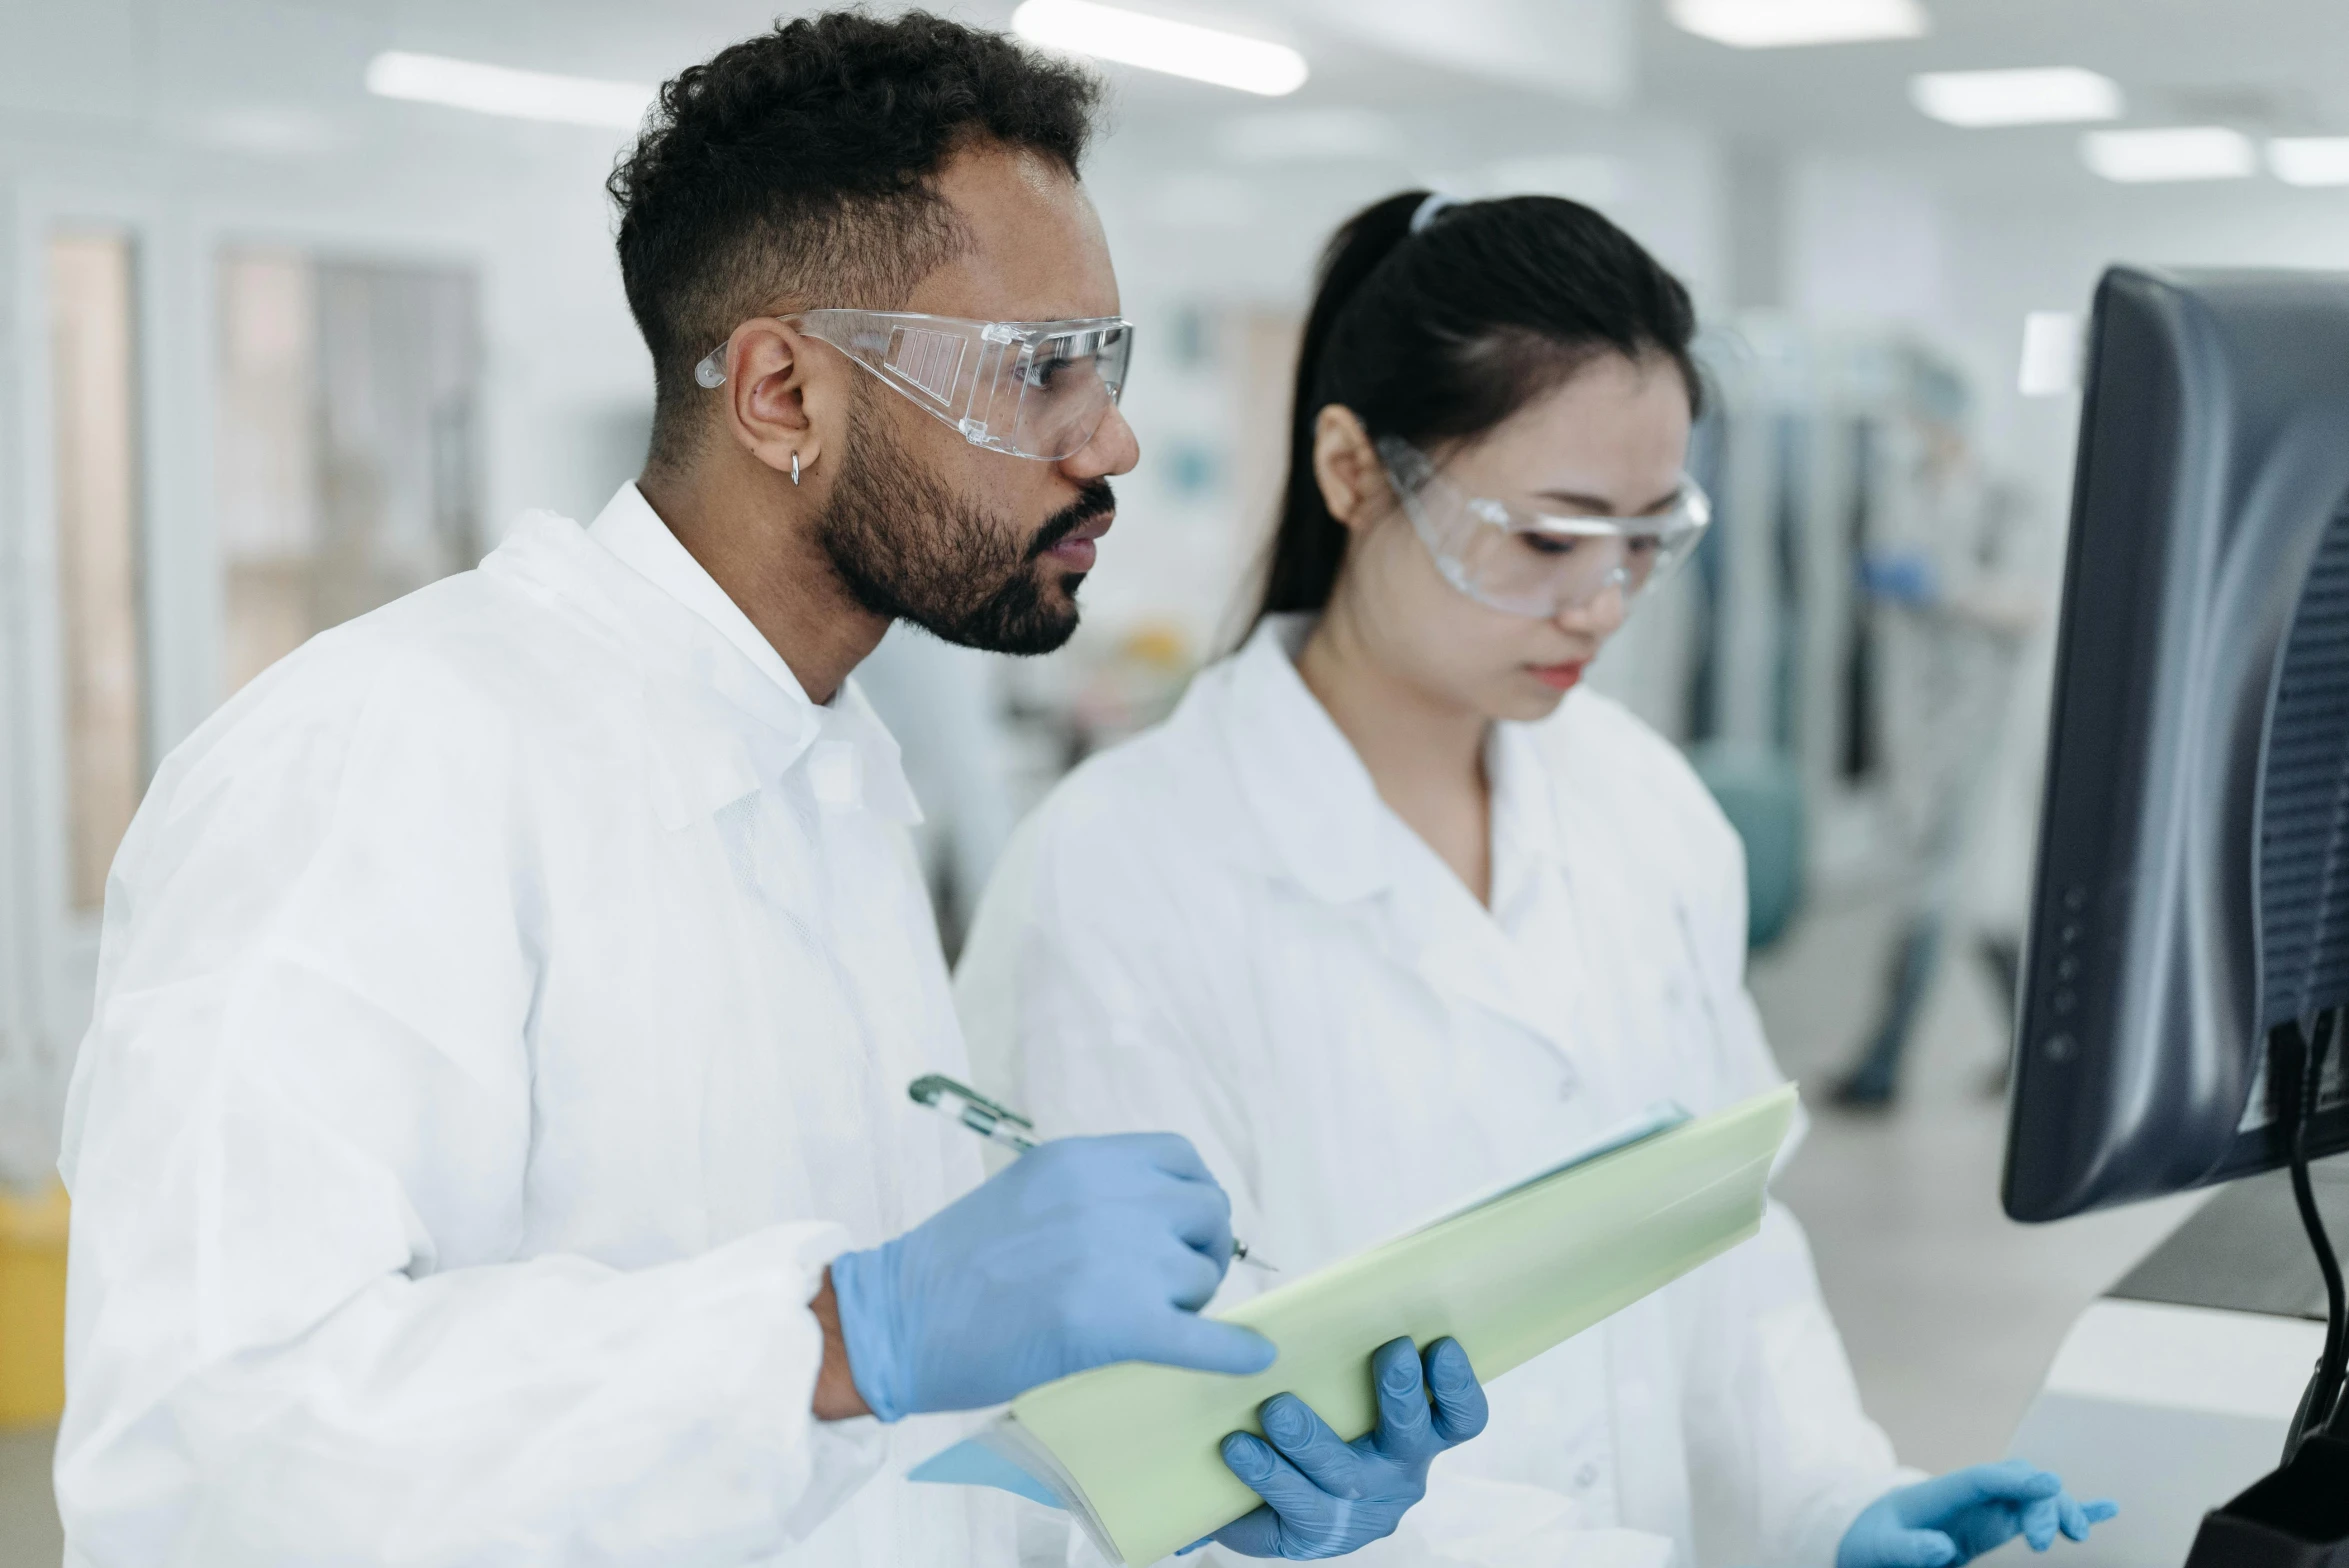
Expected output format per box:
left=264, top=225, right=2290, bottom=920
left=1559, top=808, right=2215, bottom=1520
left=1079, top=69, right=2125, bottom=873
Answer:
left=908, top=1073, right=1275, bottom=1271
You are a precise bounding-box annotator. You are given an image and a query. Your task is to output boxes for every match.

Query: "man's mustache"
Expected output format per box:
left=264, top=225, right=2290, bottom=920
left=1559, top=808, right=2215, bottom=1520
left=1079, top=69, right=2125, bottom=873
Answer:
left=1026, top=481, right=1118, bottom=561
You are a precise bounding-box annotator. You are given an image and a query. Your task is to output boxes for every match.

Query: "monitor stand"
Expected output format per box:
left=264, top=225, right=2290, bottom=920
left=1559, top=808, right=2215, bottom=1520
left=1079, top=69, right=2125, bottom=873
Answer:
left=2183, top=1431, right=2349, bottom=1565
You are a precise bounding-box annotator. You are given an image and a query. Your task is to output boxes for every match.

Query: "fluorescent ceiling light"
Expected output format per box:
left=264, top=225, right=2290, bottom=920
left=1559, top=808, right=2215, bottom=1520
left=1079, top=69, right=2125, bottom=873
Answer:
left=2270, top=137, right=2349, bottom=187
left=2080, top=126, right=2256, bottom=183
left=2017, top=311, right=2083, bottom=397
left=365, top=50, right=654, bottom=129
left=1667, top=0, right=1928, bottom=49
left=1911, top=67, right=2121, bottom=128
left=1218, top=108, right=1396, bottom=163
left=1012, top=0, right=1307, bottom=95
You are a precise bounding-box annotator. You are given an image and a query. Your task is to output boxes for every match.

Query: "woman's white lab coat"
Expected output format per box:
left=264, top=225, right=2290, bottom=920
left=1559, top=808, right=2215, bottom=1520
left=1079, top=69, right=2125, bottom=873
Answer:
left=956, top=616, right=1917, bottom=1568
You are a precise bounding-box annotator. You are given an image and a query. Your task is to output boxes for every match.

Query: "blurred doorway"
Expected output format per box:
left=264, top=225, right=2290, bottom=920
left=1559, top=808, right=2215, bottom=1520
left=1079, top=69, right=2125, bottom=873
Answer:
left=214, top=249, right=482, bottom=695
left=48, top=230, right=147, bottom=916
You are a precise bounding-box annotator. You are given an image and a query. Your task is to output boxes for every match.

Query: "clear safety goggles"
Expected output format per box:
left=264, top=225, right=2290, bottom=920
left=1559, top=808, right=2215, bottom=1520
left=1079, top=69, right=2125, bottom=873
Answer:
left=695, top=310, right=1133, bottom=462
left=1379, top=437, right=1711, bottom=619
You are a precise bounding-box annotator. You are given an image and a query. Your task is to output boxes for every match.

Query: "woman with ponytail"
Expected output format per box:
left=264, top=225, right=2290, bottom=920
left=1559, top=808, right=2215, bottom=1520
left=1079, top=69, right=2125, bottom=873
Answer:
left=956, top=193, right=2111, bottom=1568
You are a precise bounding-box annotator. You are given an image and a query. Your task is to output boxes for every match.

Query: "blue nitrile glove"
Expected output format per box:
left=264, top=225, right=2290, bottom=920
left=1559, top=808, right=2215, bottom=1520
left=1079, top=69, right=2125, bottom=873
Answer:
left=828, top=1133, right=1275, bottom=1422
left=1858, top=549, right=1941, bottom=607
left=1837, top=1462, right=2118, bottom=1568
left=1189, top=1336, right=1489, bottom=1560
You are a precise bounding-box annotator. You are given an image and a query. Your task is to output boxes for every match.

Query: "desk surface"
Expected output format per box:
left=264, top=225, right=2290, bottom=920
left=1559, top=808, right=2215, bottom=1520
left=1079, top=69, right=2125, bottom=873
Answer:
left=2112, top=1158, right=2349, bottom=1320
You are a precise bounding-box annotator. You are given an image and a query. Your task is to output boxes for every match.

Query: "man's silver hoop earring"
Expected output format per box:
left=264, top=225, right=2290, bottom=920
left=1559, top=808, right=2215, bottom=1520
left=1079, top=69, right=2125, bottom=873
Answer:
left=791, top=451, right=801, bottom=486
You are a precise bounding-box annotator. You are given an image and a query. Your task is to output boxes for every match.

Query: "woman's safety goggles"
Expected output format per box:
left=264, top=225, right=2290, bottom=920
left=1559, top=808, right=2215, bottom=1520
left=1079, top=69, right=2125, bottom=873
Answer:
left=1378, top=437, right=1711, bottom=619
left=695, top=310, right=1133, bottom=463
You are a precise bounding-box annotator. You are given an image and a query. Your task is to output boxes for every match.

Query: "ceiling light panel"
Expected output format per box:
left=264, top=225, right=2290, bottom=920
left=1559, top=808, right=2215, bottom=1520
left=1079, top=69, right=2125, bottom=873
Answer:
left=2271, top=138, right=2349, bottom=187
left=364, top=51, right=653, bottom=129
left=1667, top=0, right=1928, bottom=49
left=1012, top=0, right=1308, bottom=96
left=1910, top=67, right=2122, bottom=128
left=2080, top=126, right=2256, bottom=183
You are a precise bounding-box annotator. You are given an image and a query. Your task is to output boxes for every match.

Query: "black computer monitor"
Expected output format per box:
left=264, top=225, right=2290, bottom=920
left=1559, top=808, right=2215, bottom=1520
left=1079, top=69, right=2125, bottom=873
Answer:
left=2003, top=264, right=2349, bottom=1226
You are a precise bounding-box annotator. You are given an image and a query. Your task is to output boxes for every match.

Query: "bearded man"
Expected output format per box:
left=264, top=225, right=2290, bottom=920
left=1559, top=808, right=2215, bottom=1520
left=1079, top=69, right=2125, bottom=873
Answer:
left=52, top=12, right=1483, bottom=1566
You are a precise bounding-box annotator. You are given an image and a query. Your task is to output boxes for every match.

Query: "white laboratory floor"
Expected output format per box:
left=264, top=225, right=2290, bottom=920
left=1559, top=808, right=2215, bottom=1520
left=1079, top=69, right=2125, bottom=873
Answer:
left=0, top=891, right=2204, bottom=1564
left=0, top=1425, right=55, bottom=1568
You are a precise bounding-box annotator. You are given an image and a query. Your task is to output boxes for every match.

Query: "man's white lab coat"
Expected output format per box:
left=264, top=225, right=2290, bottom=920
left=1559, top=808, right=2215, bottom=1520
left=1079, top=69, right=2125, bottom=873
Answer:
left=55, top=485, right=1016, bottom=1566
left=957, top=616, right=1918, bottom=1568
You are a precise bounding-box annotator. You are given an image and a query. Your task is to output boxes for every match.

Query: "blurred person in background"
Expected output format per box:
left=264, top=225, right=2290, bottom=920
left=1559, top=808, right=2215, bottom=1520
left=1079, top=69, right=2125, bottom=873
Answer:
left=51, top=15, right=1486, bottom=1565
left=1833, top=355, right=2052, bottom=1108
left=958, top=190, right=2110, bottom=1568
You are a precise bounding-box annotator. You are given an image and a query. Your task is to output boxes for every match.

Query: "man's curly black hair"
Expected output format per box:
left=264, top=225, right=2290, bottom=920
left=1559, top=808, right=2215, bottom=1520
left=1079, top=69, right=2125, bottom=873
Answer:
left=609, top=10, right=1104, bottom=471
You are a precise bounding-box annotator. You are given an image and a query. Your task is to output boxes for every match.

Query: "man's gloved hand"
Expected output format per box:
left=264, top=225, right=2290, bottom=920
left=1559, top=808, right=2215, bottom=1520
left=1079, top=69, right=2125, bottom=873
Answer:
left=1189, top=1336, right=1489, bottom=1560
left=827, top=1133, right=1275, bottom=1421
left=1838, top=1462, right=2117, bottom=1568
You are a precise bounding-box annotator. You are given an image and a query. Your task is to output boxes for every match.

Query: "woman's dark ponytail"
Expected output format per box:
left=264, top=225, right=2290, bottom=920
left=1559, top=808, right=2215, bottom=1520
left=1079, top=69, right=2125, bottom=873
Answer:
left=1250, top=189, right=1702, bottom=630
left=1259, top=191, right=1430, bottom=620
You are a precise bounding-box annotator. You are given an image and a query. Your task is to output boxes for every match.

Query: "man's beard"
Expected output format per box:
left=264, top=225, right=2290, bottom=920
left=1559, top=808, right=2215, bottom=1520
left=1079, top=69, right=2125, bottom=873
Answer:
left=815, top=400, right=1112, bottom=656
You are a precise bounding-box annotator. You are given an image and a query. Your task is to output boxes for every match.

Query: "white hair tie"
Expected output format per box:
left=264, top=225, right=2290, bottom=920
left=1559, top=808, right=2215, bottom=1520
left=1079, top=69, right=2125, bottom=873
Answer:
left=1410, top=192, right=1457, bottom=234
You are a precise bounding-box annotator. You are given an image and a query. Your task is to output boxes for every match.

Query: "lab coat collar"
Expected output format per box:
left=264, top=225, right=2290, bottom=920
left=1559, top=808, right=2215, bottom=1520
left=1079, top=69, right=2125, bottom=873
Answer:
left=1219, top=616, right=1396, bottom=904
left=1218, top=616, right=1583, bottom=1062
left=590, top=483, right=812, bottom=709
left=1219, top=616, right=1569, bottom=905
left=551, top=486, right=922, bottom=828
left=1485, top=720, right=1568, bottom=904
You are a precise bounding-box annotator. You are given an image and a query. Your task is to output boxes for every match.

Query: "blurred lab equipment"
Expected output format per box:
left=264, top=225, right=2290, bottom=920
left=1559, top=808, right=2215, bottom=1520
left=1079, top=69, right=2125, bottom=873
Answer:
left=1690, top=739, right=1807, bottom=950
left=828, top=1133, right=1275, bottom=1423
left=1994, top=266, right=2349, bottom=1565
left=0, top=1183, right=67, bottom=1425
left=1683, top=329, right=2049, bottom=1080
left=1681, top=330, right=1920, bottom=953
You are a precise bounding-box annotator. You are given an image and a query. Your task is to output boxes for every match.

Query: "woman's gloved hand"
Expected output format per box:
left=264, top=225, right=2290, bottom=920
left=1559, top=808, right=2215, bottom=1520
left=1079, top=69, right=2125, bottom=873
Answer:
left=828, top=1133, right=1276, bottom=1421
left=1838, top=1462, right=2117, bottom=1568
left=1190, top=1336, right=1490, bottom=1560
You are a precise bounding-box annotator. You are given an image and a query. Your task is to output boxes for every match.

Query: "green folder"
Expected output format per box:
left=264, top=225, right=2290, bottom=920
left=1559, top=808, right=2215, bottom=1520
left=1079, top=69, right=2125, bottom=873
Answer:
left=912, top=1085, right=1798, bottom=1565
